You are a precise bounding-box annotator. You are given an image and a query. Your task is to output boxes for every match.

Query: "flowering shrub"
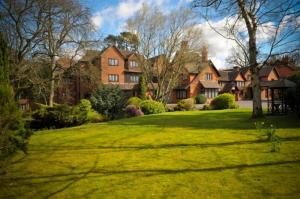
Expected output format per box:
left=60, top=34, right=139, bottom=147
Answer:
left=125, top=105, right=144, bottom=117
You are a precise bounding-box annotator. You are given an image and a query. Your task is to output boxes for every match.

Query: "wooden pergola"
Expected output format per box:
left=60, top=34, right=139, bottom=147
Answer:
left=265, top=79, right=296, bottom=115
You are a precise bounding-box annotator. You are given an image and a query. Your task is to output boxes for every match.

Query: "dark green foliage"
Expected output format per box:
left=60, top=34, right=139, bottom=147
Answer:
left=139, top=100, right=165, bottom=115
left=127, top=97, right=142, bottom=108
left=195, top=94, right=207, bottom=104
left=210, top=93, right=238, bottom=110
left=0, top=84, right=31, bottom=161
left=176, top=98, right=195, bottom=111
left=31, top=103, right=89, bottom=129
left=288, top=72, right=300, bottom=115
left=90, top=85, right=126, bottom=119
left=0, top=33, right=31, bottom=165
left=138, top=75, right=147, bottom=100
left=0, top=33, right=9, bottom=83
left=104, top=32, right=138, bottom=50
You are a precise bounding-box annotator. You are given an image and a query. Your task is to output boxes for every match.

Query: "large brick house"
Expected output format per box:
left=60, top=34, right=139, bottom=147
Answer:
left=218, top=67, right=246, bottom=101
left=55, top=45, right=297, bottom=105
left=170, top=47, right=221, bottom=103
left=56, top=46, right=144, bottom=104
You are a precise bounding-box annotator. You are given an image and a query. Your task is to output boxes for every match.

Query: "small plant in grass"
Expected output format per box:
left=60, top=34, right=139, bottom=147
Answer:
left=255, top=121, right=281, bottom=152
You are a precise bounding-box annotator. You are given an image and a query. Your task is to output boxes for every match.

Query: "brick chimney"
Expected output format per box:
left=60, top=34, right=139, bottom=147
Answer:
left=201, top=46, right=208, bottom=62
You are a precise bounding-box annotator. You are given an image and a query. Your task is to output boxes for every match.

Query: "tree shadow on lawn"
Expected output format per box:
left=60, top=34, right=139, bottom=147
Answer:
left=27, top=136, right=300, bottom=152
left=115, top=111, right=300, bottom=130
left=3, top=159, right=300, bottom=184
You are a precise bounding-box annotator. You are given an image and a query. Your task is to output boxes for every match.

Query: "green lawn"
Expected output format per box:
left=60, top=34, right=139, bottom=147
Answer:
left=1, top=109, right=300, bottom=198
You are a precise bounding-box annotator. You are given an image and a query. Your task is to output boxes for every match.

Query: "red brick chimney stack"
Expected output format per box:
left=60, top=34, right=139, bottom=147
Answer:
left=201, top=46, right=208, bottom=62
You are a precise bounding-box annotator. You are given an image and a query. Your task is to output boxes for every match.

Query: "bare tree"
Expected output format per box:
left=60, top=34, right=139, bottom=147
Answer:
left=37, top=0, right=94, bottom=106
left=193, top=0, right=300, bottom=118
left=126, top=4, right=202, bottom=102
left=0, top=0, right=47, bottom=96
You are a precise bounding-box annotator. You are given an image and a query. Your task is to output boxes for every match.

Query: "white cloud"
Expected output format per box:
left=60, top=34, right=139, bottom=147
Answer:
left=91, top=0, right=172, bottom=31
left=91, top=15, right=103, bottom=29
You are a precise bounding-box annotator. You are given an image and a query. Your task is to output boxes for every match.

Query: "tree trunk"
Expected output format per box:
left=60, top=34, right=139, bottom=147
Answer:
left=49, top=57, right=55, bottom=107
left=251, top=67, right=263, bottom=118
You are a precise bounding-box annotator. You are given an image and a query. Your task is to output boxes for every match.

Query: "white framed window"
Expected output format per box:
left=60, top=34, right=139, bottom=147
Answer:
left=130, top=75, right=139, bottom=83
left=205, top=73, right=212, bottom=80
left=108, top=58, right=118, bottom=66
left=236, top=81, right=244, bottom=87
left=204, top=88, right=218, bottom=98
left=129, top=60, right=138, bottom=67
left=108, top=74, right=119, bottom=82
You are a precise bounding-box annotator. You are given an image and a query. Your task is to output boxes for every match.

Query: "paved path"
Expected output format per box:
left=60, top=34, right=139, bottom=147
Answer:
left=237, top=100, right=268, bottom=109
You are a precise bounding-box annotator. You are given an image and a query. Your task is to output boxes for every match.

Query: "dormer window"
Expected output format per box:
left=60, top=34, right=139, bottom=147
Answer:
left=205, top=73, right=212, bottom=80
left=129, top=60, right=138, bottom=67
left=108, top=58, right=118, bottom=66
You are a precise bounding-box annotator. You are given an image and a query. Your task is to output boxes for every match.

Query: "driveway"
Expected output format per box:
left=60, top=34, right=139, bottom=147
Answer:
left=237, top=100, right=268, bottom=109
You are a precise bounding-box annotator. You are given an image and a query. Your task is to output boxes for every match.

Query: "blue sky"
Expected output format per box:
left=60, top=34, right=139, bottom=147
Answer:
left=80, top=0, right=300, bottom=68
left=80, top=0, right=234, bottom=68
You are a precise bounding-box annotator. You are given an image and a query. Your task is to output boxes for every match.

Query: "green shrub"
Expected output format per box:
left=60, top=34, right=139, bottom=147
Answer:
left=195, top=94, right=207, bottom=104
left=127, top=97, right=142, bottom=108
left=78, top=99, right=92, bottom=112
left=139, top=100, right=165, bottom=115
left=87, top=110, right=105, bottom=123
left=176, top=98, right=195, bottom=111
left=90, top=85, right=126, bottom=119
left=288, top=72, right=300, bottom=115
left=31, top=104, right=90, bottom=129
left=210, top=93, right=238, bottom=110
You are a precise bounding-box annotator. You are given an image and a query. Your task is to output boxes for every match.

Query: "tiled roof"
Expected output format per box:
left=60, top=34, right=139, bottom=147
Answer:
left=259, top=65, right=275, bottom=77
left=219, top=70, right=240, bottom=81
left=199, top=80, right=220, bottom=88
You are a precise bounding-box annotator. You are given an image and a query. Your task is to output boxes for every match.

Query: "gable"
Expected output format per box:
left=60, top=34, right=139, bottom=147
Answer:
left=101, top=46, right=124, bottom=60
left=235, top=73, right=245, bottom=81
left=198, top=62, right=219, bottom=81
left=267, top=69, right=279, bottom=81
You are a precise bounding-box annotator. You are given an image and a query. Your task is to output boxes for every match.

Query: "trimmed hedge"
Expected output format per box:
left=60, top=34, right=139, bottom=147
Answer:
left=139, top=100, right=165, bottom=115
left=195, top=94, right=207, bottom=104
left=176, top=98, right=195, bottom=111
left=210, top=93, right=238, bottom=110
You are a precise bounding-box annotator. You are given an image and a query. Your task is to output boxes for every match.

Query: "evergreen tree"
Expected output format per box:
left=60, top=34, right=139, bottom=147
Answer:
left=0, top=32, right=30, bottom=168
left=138, top=75, right=147, bottom=100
